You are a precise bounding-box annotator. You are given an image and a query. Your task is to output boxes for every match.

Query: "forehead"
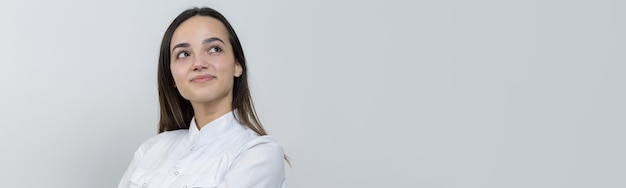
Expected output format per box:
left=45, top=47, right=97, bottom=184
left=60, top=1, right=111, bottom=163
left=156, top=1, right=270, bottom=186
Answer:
left=170, top=16, right=229, bottom=48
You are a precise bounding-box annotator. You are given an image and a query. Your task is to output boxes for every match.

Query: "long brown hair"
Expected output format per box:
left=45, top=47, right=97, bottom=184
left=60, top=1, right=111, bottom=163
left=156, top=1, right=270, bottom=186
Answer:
left=157, top=7, right=266, bottom=137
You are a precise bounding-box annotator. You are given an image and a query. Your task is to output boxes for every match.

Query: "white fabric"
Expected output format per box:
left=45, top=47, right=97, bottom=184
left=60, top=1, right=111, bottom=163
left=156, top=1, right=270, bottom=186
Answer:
left=118, top=112, right=286, bottom=188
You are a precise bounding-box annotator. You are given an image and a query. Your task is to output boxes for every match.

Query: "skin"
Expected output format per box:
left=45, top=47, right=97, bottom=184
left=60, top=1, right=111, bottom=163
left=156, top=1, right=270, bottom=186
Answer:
left=170, top=16, right=243, bottom=129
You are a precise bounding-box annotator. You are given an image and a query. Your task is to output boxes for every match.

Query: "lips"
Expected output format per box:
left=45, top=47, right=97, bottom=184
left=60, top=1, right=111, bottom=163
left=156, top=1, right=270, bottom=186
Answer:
left=191, top=75, right=215, bottom=83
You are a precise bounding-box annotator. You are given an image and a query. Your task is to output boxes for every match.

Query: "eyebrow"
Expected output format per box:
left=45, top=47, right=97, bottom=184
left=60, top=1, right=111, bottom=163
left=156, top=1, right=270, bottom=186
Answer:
left=171, top=37, right=225, bottom=53
left=203, top=37, right=225, bottom=45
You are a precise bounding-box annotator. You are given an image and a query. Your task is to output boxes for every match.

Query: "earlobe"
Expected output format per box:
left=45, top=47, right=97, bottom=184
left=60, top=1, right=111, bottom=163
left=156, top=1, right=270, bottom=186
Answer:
left=235, top=63, right=243, bottom=77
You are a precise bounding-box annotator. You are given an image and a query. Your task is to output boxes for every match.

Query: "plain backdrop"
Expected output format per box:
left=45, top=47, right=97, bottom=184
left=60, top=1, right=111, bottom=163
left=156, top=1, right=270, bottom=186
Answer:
left=1, top=0, right=625, bottom=187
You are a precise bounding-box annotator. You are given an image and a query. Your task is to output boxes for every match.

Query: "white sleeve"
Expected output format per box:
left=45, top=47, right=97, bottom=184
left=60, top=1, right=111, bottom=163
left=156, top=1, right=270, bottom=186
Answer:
left=117, top=134, right=162, bottom=188
left=218, top=137, right=287, bottom=188
left=117, top=144, right=145, bottom=188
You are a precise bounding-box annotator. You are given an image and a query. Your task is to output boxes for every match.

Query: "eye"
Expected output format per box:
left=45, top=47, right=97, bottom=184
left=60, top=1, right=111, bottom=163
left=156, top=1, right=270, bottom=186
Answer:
left=209, top=46, right=222, bottom=53
left=176, top=51, right=190, bottom=59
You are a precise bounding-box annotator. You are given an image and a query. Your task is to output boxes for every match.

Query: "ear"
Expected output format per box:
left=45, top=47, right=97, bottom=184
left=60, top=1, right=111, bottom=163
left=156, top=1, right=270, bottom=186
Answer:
left=234, top=62, right=243, bottom=77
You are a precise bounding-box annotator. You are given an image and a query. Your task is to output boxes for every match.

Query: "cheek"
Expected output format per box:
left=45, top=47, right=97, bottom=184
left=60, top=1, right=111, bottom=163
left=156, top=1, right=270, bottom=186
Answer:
left=170, top=65, right=187, bottom=84
left=218, top=66, right=236, bottom=77
left=213, top=60, right=237, bottom=75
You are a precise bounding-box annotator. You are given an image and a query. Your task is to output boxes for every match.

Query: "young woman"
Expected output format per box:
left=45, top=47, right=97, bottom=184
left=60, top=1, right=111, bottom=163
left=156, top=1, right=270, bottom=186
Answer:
left=118, top=7, right=287, bottom=188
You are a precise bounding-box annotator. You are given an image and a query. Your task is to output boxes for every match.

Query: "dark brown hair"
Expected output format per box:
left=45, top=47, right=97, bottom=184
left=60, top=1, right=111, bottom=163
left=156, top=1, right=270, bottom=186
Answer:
left=157, top=7, right=266, bottom=136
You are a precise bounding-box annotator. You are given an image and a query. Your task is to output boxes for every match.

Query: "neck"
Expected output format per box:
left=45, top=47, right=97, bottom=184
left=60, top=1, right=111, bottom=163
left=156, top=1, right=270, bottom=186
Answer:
left=191, top=95, right=233, bottom=130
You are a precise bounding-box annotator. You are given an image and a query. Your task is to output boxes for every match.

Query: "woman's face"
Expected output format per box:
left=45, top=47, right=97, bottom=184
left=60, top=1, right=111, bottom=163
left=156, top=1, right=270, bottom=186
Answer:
left=170, top=16, right=242, bottom=105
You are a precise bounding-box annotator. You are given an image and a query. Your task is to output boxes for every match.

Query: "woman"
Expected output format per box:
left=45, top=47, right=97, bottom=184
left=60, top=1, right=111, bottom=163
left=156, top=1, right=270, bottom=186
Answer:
left=118, top=7, right=287, bottom=188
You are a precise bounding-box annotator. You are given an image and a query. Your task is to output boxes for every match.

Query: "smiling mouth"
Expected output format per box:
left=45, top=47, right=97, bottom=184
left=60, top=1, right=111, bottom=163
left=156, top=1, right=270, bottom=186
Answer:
left=191, top=75, right=215, bottom=83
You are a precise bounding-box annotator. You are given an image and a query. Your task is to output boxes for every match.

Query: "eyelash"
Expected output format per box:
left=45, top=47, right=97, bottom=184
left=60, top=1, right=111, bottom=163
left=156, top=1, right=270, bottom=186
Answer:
left=175, top=46, right=222, bottom=59
left=208, top=45, right=222, bottom=53
left=176, top=51, right=190, bottom=59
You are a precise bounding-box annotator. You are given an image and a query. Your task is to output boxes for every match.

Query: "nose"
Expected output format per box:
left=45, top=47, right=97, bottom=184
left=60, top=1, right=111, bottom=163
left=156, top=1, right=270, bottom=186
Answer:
left=192, top=55, right=209, bottom=71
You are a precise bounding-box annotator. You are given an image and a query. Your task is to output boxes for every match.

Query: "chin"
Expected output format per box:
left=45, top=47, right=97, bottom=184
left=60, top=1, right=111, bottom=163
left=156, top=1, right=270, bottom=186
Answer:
left=185, top=94, right=216, bottom=103
left=180, top=88, right=231, bottom=103
left=192, top=92, right=230, bottom=103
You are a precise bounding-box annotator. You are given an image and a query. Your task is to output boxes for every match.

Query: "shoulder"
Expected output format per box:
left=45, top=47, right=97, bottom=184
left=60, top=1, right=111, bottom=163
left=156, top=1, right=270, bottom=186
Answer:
left=233, top=135, right=285, bottom=162
left=142, top=129, right=187, bottom=148
left=135, top=129, right=188, bottom=158
left=242, top=136, right=284, bottom=152
left=228, top=123, right=284, bottom=156
left=219, top=136, right=286, bottom=188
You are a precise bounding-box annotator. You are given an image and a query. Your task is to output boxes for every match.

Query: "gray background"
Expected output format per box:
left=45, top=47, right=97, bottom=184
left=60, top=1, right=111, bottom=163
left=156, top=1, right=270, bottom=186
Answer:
left=1, top=0, right=624, bottom=187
